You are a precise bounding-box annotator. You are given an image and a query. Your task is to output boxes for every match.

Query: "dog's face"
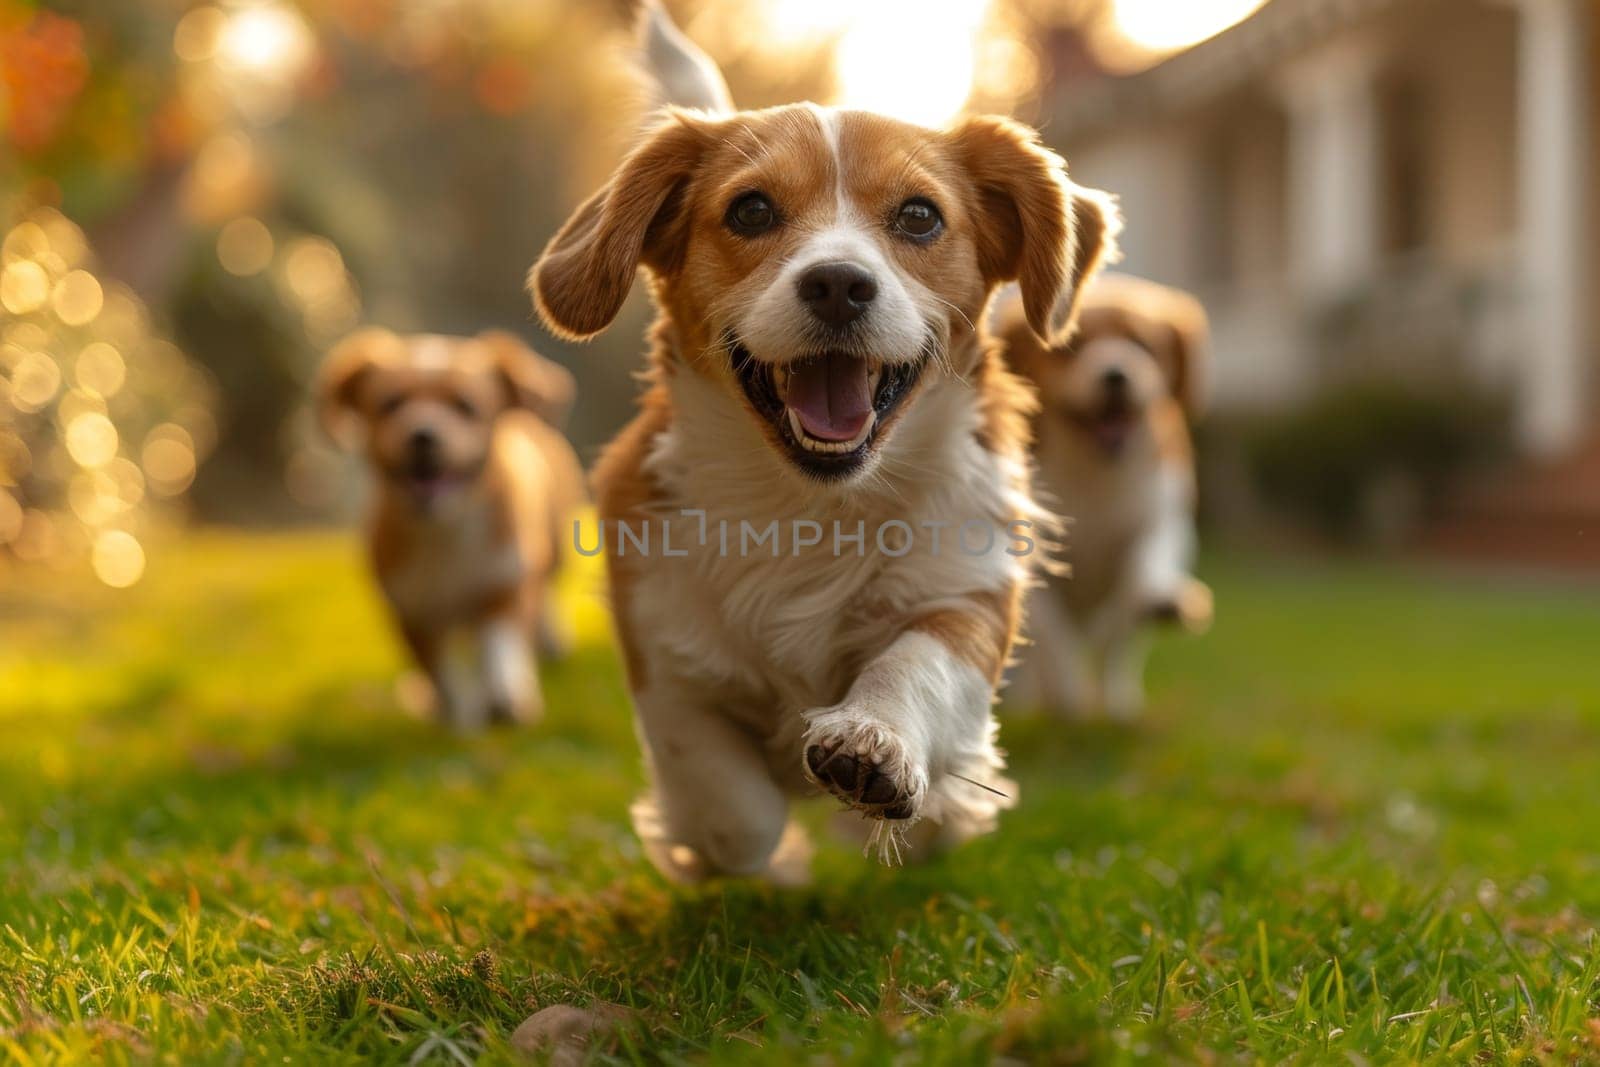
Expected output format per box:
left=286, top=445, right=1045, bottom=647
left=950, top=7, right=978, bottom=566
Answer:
left=318, top=329, right=573, bottom=509
left=1042, top=331, right=1172, bottom=456
left=531, top=105, right=1115, bottom=482
left=1008, top=278, right=1207, bottom=457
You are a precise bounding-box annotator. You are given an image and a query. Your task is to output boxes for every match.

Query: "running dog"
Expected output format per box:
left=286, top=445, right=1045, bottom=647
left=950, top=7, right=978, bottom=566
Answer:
left=528, top=5, right=1119, bottom=879
left=997, top=274, right=1212, bottom=720
left=318, top=328, right=583, bottom=730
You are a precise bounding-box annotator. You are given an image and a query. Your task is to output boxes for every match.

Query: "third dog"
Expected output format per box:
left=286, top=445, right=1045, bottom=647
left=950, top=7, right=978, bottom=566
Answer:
left=997, top=274, right=1213, bottom=720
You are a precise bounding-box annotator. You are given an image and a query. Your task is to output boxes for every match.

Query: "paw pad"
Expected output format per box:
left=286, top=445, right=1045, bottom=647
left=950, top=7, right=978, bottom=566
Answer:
left=805, top=743, right=916, bottom=820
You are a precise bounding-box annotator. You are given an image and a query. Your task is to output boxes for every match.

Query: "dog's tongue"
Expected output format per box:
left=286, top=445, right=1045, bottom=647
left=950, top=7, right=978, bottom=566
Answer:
left=783, top=353, right=873, bottom=441
left=1092, top=412, right=1134, bottom=454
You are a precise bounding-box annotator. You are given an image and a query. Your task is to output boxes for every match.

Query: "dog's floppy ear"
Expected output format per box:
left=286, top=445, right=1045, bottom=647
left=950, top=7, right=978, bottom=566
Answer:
left=1156, top=289, right=1210, bottom=418
left=478, top=330, right=576, bottom=425
left=317, top=327, right=399, bottom=447
left=530, top=112, right=710, bottom=340
left=985, top=283, right=1048, bottom=381
left=949, top=116, right=1121, bottom=347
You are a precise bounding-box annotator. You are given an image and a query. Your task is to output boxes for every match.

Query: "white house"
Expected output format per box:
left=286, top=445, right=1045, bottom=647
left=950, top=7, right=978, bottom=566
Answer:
left=1046, top=0, right=1595, bottom=459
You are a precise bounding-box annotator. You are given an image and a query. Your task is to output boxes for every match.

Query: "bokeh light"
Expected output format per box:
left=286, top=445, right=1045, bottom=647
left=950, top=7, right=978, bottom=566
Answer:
left=173, top=6, right=227, bottom=63
left=36, top=210, right=89, bottom=268
left=217, top=3, right=313, bottom=79
left=65, top=412, right=119, bottom=468
left=184, top=132, right=268, bottom=224
left=283, top=236, right=344, bottom=302
left=91, top=529, right=146, bottom=588
left=216, top=216, right=275, bottom=276
left=212, top=1, right=316, bottom=123
left=280, top=236, right=360, bottom=340
left=95, top=286, right=149, bottom=348
left=2, top=260, right=51, bottom=314
left=52, top=269, right=104, bottom=325
left=76, top=342, right=127, bottom=397
left=2, top=221, right=50, bottom=263
left=143, top=424, right=198, bottom=496
left=70, top=470, right=124, bottom=525
left=11, top=350, right=62, bottom=411
left=1, top=210, right=214, bottom=585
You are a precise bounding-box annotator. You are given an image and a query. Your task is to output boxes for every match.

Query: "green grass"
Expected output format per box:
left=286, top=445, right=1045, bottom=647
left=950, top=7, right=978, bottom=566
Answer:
left=3, top=531, right=1599, bottom=1064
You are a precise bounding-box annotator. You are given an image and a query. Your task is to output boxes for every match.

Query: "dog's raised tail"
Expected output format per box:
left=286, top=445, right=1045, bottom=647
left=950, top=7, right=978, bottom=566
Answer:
left=637, top=0, right=733, bottom=114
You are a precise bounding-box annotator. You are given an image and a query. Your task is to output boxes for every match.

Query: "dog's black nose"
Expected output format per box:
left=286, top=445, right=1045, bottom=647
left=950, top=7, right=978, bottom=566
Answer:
left=408, top=428, right=439, bottom=454
left=797, top=262, right=877, bottom=329
left=1102, top=368, right=1130, bottom=395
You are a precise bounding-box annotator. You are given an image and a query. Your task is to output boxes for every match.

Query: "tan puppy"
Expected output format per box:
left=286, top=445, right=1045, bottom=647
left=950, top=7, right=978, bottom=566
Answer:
left=997, top=274, right=1213, bottom=720
left=319, top=328, right=583, bottom=730
left=527, top=16, right=1118, bottom=879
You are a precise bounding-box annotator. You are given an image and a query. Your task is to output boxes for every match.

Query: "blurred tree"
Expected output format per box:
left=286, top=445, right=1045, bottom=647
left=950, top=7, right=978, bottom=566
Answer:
left=7, top=0, right=650, bottom=522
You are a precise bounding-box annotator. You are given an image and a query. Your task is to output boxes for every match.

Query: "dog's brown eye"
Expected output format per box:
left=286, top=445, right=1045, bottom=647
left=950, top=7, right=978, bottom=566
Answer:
left=894, top=199, right=942, bottom=240
left=450, top=395, right=478, bottom=419
left=378, top=394, right=405, bottom=416
left=727, top=192, right=776, bottom=235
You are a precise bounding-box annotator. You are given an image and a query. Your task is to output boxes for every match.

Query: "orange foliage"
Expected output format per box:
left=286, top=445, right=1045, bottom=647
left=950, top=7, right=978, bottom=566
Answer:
left=0, top=7, right=89, bottom=154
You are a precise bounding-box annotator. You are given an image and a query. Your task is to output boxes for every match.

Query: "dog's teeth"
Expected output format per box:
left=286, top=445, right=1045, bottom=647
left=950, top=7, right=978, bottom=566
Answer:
left=786, top=408, right=878, bottom=454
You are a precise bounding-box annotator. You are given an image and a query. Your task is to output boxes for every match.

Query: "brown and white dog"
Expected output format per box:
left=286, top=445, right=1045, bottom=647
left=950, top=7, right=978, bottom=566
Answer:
left=318, top=328, right=583, bottom=730
left=526, top=11, right=1118, bottom=879
left=996, top=274, right=1213, bottom=721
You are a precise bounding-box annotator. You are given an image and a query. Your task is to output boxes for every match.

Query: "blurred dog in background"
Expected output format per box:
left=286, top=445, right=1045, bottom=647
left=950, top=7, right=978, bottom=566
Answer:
left=318, top=328, right=583, bottom=730
left=998, top=274, right=1213, bottom=720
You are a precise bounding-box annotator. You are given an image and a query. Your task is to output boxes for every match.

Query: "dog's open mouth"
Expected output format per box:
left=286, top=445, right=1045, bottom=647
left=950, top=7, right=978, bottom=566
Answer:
left=1073, top=400, right=1139, bottom=456
left=393, top=458, right=466, bottom=508
left=733, top=341, right=927, bottom=478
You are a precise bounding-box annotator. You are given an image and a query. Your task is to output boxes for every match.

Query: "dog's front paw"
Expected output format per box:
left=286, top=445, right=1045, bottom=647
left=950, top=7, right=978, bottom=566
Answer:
left=1145, top=577, right=1214, bottom=634
left=802, top=711, right=926, bottom=821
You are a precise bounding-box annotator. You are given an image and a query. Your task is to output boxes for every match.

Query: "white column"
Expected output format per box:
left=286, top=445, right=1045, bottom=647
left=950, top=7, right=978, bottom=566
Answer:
left=1275, top=40, right=1386, bottom=300
left=1509, top=0, right=1590, bottom=456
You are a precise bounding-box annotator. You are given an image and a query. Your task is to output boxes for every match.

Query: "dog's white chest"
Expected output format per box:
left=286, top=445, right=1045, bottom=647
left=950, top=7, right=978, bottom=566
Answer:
left=382, top=504, right=522, bottom=623
left=630, top=466, right=1028, bottom=716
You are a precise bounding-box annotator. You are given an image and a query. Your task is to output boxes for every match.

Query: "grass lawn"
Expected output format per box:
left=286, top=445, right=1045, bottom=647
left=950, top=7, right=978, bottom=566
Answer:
left=2, top=530, right=1599, bottom=1064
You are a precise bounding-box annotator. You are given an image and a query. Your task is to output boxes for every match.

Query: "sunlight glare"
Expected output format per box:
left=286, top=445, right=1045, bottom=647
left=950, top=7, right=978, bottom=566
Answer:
left=763, top=0, right=856, bottom=41
left=217, top=3, right=312, bottom=79
left=1112, top=0, right=1268, bottom=52
left=835, top=0, right=988, bottom=126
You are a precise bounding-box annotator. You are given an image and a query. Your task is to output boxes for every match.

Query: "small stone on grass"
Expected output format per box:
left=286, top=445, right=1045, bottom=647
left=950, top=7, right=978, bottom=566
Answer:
left=510, top=1001, right=634, bottom=1063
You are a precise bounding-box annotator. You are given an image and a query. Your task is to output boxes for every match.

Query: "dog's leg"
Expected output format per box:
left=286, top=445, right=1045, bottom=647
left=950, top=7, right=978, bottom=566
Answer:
left=399, top=620, right=458, bottom=724
left=524, top=572, right=573, bottom=660
left=803, top=624, right=1012, bottom=847
left=439, top=642, right=489, bottom=732
left=1097, top=620, right=1150, bottom=722
left=1133, top=471, right=1212, bottom=634
left=631, top=676, right=794, bottom=882
left=1089, top=476, right=1210, bottom=722
left=415, top=643, right=487, bottom=731
left=480, top=614, right=540, bottom=725
left=1025, top=591, right=1098, bottom=718
left=535, top=589, right=573, bottom=659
